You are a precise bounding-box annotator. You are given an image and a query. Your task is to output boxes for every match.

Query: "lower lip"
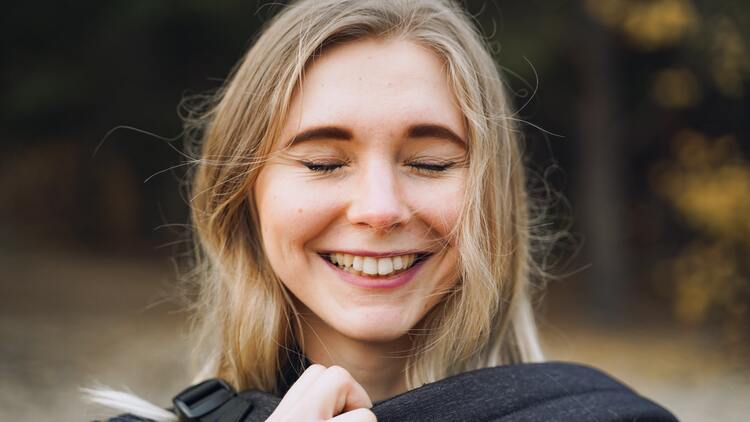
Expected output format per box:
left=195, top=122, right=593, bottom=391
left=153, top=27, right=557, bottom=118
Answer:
left=320, top=255, right=429, bottom=289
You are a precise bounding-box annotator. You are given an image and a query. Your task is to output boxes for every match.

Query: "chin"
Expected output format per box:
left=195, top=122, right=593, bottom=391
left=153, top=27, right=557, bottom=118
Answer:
left=332, top=314, right=414, bottom=343
left=347, top=328, right=410, bottom=344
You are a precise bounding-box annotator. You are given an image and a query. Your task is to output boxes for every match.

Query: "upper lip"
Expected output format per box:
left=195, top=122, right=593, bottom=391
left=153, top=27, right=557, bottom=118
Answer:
left=318, top=249, right=432, bottom=258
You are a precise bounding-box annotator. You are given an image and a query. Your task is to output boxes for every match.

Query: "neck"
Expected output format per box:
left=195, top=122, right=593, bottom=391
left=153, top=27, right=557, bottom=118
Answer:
left=297, top=313, right=410, bottom=402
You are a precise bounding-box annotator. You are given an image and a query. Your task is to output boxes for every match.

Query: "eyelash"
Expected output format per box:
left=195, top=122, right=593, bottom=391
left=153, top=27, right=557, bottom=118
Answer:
left=301, top=162, right=344, bottom=173
left=300, top=161, right=455, bottom=174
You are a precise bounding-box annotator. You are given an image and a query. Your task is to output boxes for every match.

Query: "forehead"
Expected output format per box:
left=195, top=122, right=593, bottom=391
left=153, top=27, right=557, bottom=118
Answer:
left=282, top=37, right=466, bottom=140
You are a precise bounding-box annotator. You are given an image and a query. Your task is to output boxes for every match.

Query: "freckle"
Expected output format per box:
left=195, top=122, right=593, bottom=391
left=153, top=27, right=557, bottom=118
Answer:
left=297, top=208, right=303, bottom=214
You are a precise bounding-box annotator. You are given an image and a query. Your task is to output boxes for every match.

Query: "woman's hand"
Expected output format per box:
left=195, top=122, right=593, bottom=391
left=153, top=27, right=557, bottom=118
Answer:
left=267, top=364, right=377, bottom=422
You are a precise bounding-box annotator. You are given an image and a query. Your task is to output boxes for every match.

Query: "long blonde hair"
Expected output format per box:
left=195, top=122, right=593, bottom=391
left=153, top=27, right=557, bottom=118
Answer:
left=183, top=0, right=545, bottom=395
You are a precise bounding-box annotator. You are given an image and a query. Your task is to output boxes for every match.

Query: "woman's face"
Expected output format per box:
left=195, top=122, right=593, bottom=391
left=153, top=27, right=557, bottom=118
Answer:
left=255, top=38, right=467, bottom=343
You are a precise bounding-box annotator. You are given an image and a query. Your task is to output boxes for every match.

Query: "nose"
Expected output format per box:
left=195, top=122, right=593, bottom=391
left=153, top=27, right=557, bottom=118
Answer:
left=346, top=160, right=410, bottom=233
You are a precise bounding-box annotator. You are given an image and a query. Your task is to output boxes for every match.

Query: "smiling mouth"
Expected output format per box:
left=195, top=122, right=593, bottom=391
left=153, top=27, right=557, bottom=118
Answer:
left=319, top=252, right=432, bottom=277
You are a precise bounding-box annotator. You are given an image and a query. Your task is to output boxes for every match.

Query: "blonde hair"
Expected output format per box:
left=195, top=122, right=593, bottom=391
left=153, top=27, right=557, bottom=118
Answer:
left=87, top=0, right=546, bottom=418
left=188, top=0, right=544, bottom=394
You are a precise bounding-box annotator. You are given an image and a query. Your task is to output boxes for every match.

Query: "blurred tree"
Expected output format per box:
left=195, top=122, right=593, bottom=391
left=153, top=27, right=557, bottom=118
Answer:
left=653, top=130, right=749, bottom=348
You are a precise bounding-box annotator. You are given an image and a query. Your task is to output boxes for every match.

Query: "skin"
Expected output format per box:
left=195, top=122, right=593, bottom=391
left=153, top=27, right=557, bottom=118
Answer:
left=255, top=38, right=467, bottom=416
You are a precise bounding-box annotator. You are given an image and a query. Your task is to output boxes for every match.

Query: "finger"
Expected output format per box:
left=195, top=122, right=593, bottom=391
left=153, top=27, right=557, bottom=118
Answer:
left=306, top=365, right=373, bottom=416
left=327, top=408, right=378, bottom=422
left=274, top=364, right=327, bottom=413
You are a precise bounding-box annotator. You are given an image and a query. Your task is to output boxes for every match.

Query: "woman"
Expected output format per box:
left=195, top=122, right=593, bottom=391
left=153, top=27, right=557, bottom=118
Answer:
left=91, top=0, right=677, bottom=420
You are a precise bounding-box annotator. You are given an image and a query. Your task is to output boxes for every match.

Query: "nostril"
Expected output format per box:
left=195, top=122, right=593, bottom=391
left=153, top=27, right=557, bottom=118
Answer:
left=349, top=213, right=406, bottom=232
left=347, top=204, right=411, bottom=231
left=346, top=170, right=410, bottom=230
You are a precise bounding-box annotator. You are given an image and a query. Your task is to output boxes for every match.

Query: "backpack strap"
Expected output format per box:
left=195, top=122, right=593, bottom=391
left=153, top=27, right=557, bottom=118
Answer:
left=172, top=378, right=248, bottom=421
left=172, top=379, right=278, bottom=422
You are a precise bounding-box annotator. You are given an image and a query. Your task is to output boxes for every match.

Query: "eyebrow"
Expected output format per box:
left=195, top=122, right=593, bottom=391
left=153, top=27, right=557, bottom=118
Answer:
left=286, top=123, right=465, bottom=147
left=407, top=124, right=466, bottom=146
left=286, top=126, right=353, bottom=146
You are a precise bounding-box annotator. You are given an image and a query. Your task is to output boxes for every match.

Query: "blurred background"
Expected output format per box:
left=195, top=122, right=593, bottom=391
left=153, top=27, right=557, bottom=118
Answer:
left=1, top=0, right=748, bottom=420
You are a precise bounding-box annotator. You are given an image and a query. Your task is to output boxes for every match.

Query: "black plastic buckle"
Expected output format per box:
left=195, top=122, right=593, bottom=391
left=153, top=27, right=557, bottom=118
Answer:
left=173, top=378, right=236, bottom=421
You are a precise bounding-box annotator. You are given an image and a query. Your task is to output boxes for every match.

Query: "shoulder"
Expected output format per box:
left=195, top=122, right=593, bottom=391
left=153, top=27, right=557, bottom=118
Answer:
left=372, top=361, right=678, bottom=421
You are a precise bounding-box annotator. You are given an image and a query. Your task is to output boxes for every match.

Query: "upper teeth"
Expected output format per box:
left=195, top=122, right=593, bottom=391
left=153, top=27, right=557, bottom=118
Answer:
left=328, top=253, right=419, bottom=276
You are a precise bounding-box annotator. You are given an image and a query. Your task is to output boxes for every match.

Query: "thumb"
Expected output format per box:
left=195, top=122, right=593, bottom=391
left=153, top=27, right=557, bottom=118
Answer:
left=327, top=408, right=377, bottom=422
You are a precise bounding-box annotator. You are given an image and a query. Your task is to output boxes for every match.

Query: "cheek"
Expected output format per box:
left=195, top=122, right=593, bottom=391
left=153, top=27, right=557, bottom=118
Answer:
left=255, top=168, right=340, bottom=262
left=408, top=175, right=465, bottom=238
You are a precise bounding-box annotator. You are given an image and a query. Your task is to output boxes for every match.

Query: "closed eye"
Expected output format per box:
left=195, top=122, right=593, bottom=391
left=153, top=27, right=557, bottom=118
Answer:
left=300, top=160, right=457, bottom=174
left=408, top=161, right=456, bottom=174
left=301, top=161, right=345, bottom=173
